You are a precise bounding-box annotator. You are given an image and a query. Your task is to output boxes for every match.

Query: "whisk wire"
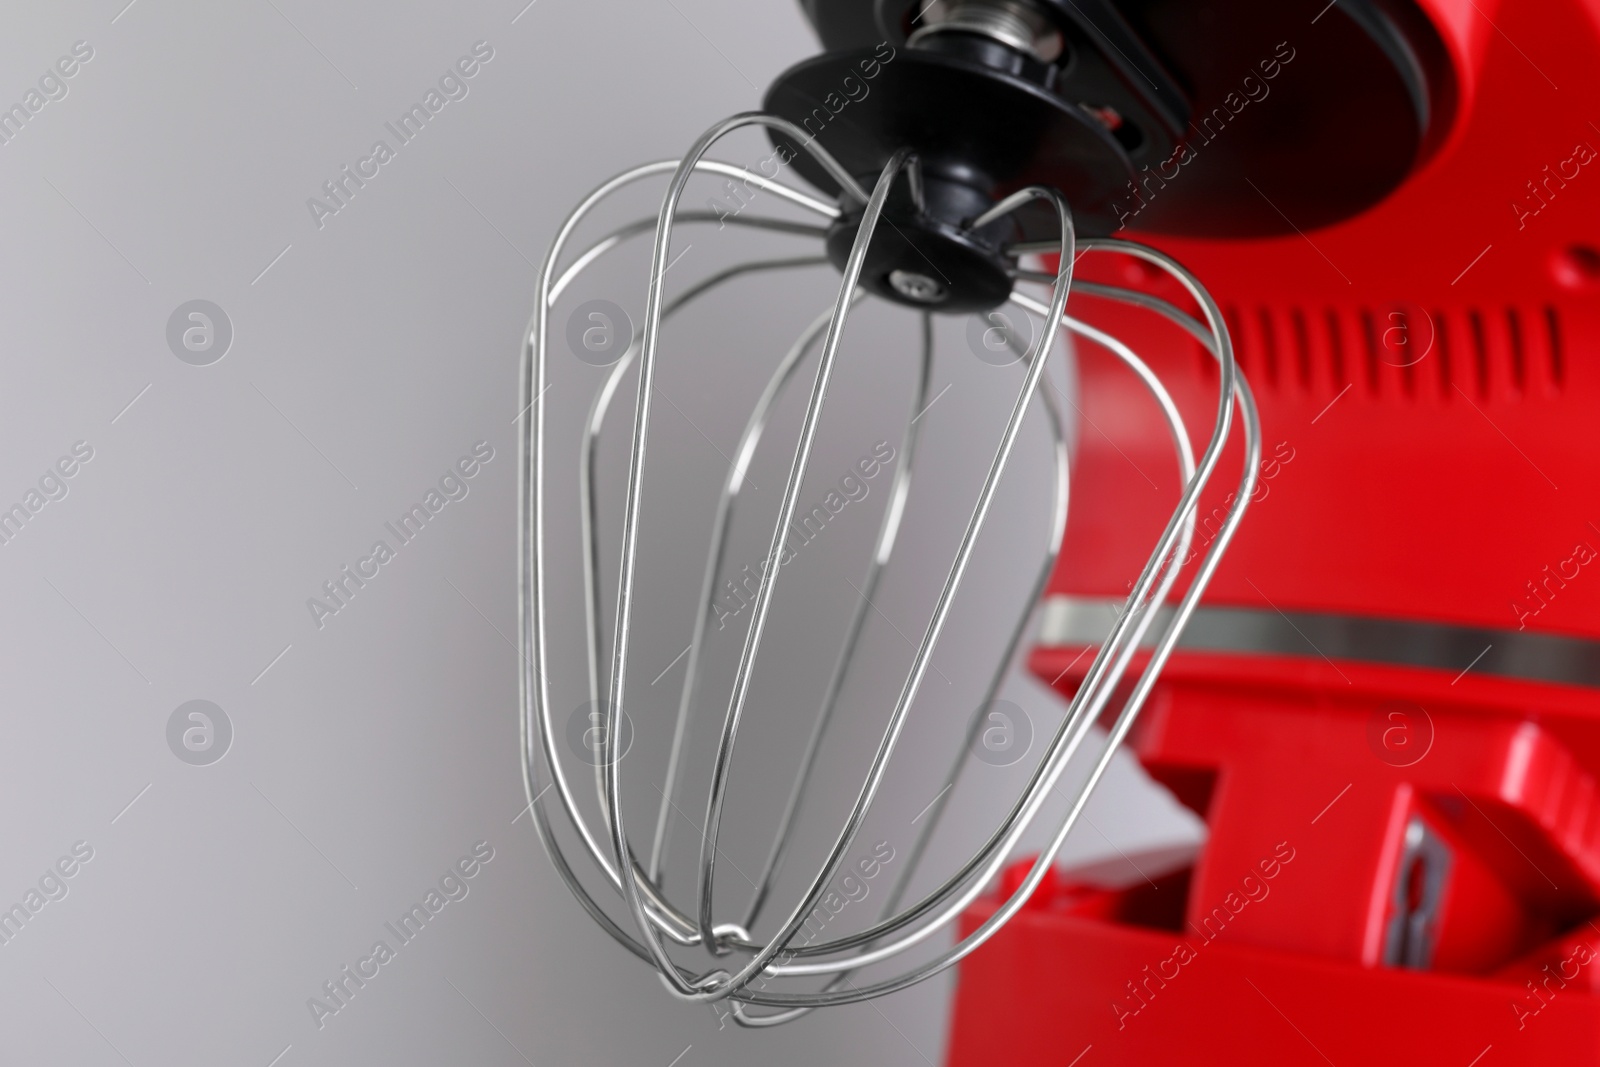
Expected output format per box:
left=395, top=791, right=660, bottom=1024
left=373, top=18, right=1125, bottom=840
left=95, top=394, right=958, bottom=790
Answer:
left=579, top=255, right=835, bottom=884
left=741, top=307, right=1194, bottom=984
left=728, top=283, right=1259, bottom=1013
left=687, top=146, right=918, bottom=980
left=738, top=309, right=934, bottom=933
left=522, top=146, right=857, bottom=969
left=604, top=119, right=913, bottom=994
left=519, top=111, right=1262, bottom=1019
left=717, top=175, right=1067, bottom=999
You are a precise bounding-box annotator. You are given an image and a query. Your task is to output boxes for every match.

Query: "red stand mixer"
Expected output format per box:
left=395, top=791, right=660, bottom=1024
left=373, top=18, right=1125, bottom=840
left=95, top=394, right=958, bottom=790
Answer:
left=521, top=1, right=1600, bottom=1061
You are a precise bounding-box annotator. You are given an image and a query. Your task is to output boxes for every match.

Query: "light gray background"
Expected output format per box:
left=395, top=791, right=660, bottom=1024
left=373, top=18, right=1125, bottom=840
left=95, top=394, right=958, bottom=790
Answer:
left=0, top=2, right=1200, bottom=1064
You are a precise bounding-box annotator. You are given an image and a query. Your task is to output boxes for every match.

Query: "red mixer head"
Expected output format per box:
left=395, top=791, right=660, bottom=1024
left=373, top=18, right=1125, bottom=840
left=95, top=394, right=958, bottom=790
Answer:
left=1048, top=0, right=1599, bottom=638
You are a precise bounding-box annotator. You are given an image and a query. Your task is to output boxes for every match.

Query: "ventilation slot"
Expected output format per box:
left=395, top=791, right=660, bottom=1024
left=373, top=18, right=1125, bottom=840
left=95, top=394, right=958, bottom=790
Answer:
left=1289, top=307, right=1313, bottom=391
left=1433, top=310, right=1453, bottom=398
left=1214, top=305, right=1568, bottom=403
left=1467, top=310, right=1490, bottom=399
left=1547, top=306, right=1566, bottom=390
left=1359, top=309, right=1381, bottom=396
left=1507, top=308, right=1527, bottom=397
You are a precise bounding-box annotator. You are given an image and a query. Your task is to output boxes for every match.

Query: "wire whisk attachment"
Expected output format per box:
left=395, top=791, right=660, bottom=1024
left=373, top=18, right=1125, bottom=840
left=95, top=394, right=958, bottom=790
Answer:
left=516, top=110, right=1259, bottom=1025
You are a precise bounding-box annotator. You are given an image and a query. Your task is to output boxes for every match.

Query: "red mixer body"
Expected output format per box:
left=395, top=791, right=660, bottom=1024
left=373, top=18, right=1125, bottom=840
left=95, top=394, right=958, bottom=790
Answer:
left=946, top=0, right=1600, bottom=1062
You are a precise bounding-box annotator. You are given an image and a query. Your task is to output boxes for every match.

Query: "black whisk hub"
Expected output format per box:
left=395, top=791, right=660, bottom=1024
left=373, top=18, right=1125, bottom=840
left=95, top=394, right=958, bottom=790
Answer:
left=765, top=44, right=1143, bottom=242
left=823, top=171, right=1017, bottom=313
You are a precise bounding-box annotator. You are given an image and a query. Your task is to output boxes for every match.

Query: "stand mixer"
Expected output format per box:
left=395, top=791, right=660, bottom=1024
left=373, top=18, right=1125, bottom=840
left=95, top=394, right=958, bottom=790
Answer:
left=519, top=0, right=1600, bottom=1060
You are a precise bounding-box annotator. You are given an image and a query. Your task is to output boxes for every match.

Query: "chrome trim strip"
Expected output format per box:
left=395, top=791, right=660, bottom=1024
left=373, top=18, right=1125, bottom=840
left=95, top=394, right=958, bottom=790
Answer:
left=1037, top=595, right=1600, bottom=689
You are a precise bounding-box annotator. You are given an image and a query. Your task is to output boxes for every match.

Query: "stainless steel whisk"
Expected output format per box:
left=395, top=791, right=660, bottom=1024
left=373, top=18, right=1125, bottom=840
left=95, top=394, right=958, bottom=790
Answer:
left=516, top=0, right=1262, bottom=1026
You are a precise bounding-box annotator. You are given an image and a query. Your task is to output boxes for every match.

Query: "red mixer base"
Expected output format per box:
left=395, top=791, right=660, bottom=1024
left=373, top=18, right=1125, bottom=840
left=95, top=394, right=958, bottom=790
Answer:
left=945, top=643, right=1600, bottom=1065
left=946, top=905, right=1600, bottom=1065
